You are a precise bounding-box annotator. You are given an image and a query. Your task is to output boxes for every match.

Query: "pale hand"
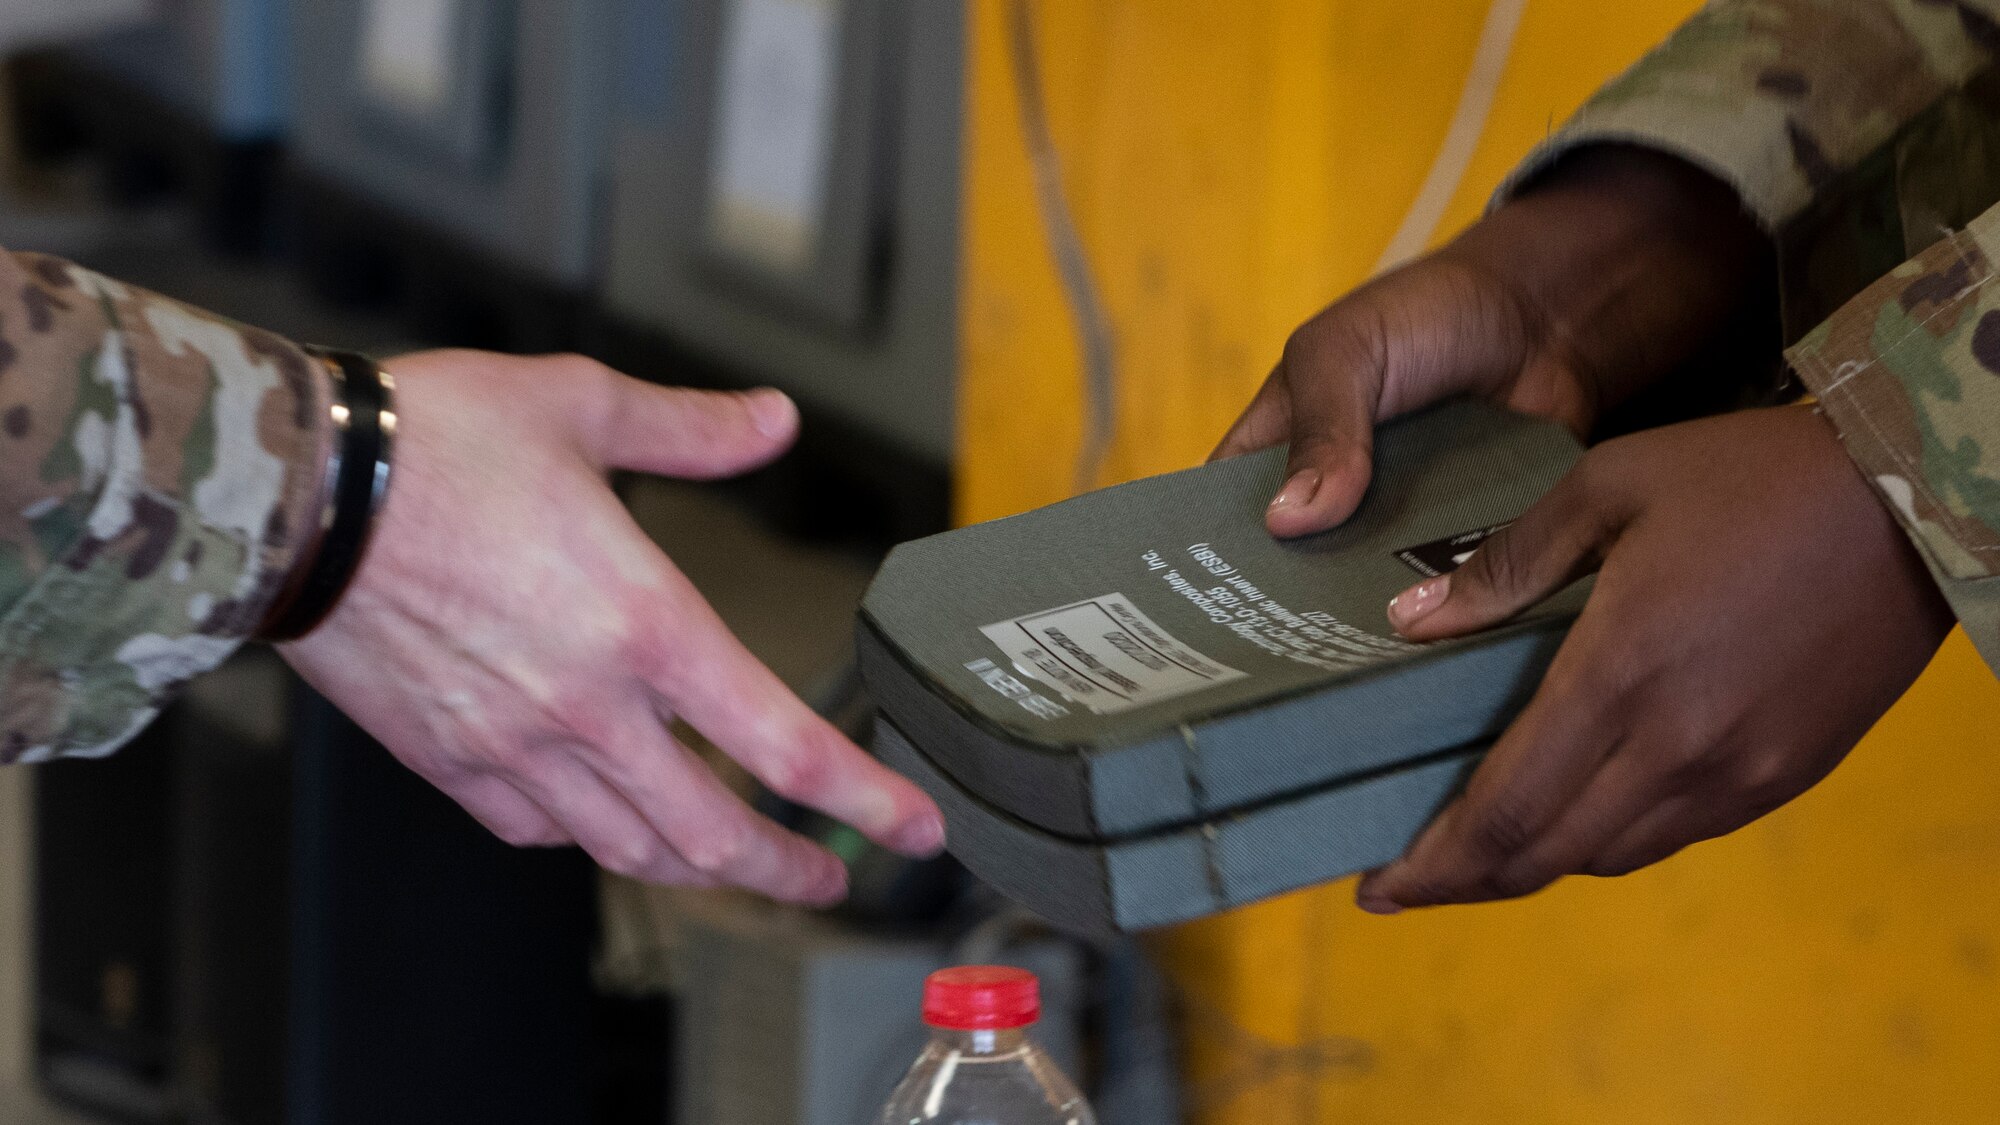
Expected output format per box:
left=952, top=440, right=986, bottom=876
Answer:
left=278, top=350, right=946, bottom=906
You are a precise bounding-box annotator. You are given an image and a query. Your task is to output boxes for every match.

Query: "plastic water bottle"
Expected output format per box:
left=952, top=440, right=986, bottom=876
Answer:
left=874, top=966, right=1099, bottom=1125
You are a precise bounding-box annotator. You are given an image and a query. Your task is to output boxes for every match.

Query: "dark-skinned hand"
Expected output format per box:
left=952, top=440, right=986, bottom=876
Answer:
left=1354, top=407, right=1953, bottom=912
left=1214, top=145, right=1769, bottom=537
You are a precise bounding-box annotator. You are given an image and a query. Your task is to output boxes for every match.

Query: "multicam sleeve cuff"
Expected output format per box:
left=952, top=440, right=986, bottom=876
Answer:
left=0, top=250, right=333, bottom=762
left=1787, top=200, right=2000, bottom=663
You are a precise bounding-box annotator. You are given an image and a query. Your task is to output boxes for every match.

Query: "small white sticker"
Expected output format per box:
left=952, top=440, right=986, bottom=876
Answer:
left=980, top=594, right=1247, bottom=715
left=708, top=0, right=843, bottom=274
left=358, top=0, right=458, bottom=117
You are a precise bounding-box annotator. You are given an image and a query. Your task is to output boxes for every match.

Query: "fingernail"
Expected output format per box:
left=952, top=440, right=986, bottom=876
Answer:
left=1268, top=469, right=1322, bottom=512
left=812, top=863, right=851, bottom=907
left=748, top=388, right=798, bottom=440
left=1357, top=894, right=1404, bottom=916
left=1387, top=575, right=1451, bottom=634
left=898, top=812, right=947, bottom=857
left=1355, top=871, right=1403, bottom=915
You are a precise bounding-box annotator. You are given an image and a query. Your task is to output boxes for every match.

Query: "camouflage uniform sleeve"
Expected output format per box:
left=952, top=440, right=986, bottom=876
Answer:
left=1787, top=205, right=2000, bottom=669
left=1496, top=0, right=2000, bottom=670
left=1502, top=1, right=2000, bottom=226
left=0, top=249, right=333, bottom=763
left=1497, top=0, right=2000, bottom=337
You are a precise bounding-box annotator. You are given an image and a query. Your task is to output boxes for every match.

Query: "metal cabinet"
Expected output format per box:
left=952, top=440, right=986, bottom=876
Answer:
left=71, top=0, right=292, bottom=143
left=12, top=1, right=294, bottom=253
left=599, top=0, right=964, bottom=469
left=27, top=658, right=597, bottom=1125
left=287, top=0, right=616, bottom=291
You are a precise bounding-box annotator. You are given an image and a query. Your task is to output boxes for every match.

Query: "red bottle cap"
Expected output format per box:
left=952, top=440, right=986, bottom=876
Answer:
left=922, top=966, right=1041, bottom=1030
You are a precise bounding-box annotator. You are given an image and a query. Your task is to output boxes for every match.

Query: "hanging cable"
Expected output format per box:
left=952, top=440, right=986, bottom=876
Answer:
left=1372, top=0, right=1527, bottom=275
left=1006, top=0, right=1119, bottom=495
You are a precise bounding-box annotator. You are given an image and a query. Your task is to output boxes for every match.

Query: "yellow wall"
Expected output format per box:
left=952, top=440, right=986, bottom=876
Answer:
left=956, top=2, right=2000, bottom=1121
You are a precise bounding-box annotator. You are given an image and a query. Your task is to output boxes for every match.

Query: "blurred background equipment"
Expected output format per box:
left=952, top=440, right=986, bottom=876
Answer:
left=285, top=692, right=599, bottom=1125
left=29, top=650, right=599, bottom=1125
left=287, top=0, right=614, bottom=352
left=33, top=712, right=183, bottom=1122
left=8, top=0, right=290, bottom=254
left=0, top=1, right=151, bottom=62
left=595, top=0, right=962, bottom=542
left=0, top=731, right=33, bottom=1103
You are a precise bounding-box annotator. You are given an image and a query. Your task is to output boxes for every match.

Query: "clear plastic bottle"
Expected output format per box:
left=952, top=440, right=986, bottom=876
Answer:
left=874, top=966, right=1098, bottom=1125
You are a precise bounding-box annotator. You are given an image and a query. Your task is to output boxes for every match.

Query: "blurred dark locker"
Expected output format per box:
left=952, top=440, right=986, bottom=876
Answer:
left=34, top=715, right=183, bottom=1122
left=34, top=653, right=294, bottom=1124
left=11, top=0, right=293, bottom=254
left=33, top=653, right=597, bottom=1125
left=594, top=0, right=964, bottom=543
left=287, top=689, right=596, bottom=1125
left=286, top=0, right=615, bottom=352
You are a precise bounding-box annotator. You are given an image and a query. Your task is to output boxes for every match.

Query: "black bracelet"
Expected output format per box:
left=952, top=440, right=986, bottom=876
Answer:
left=261, top=347, right=397, bottom=642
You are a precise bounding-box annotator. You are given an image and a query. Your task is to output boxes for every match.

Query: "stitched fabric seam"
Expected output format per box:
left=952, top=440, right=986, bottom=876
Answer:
left=1179, top=723, right=1228, bottom=910
left=1794, top=235, right=2000, bottom=558
left=1801, top=348, right=2000, bottom=568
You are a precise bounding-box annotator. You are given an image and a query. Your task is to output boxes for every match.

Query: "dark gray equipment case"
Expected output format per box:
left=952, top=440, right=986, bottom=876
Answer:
left=860, top=401, right=1589, bottom=935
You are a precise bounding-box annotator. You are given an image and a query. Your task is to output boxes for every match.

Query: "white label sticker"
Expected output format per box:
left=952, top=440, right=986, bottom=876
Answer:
left=980, top=595, right=1247, bottom=715
left=359, top=0, right=459, bottom=118
left=707, top=0, right=843, bottom=275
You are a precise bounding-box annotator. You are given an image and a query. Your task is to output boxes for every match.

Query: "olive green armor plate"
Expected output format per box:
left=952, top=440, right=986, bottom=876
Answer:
left=860, top=401, right=1586, bottom=931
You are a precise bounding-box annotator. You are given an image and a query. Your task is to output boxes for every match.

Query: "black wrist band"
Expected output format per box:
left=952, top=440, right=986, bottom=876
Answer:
left=261, top=347, right=397, bottom=642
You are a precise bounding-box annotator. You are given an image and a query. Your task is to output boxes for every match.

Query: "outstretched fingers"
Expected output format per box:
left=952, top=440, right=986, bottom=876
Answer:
left=596, top=372, right=802, bottom=481
left=631, top=569, right=946, bottom=860
left=588, top=711, right=853, bottom=905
